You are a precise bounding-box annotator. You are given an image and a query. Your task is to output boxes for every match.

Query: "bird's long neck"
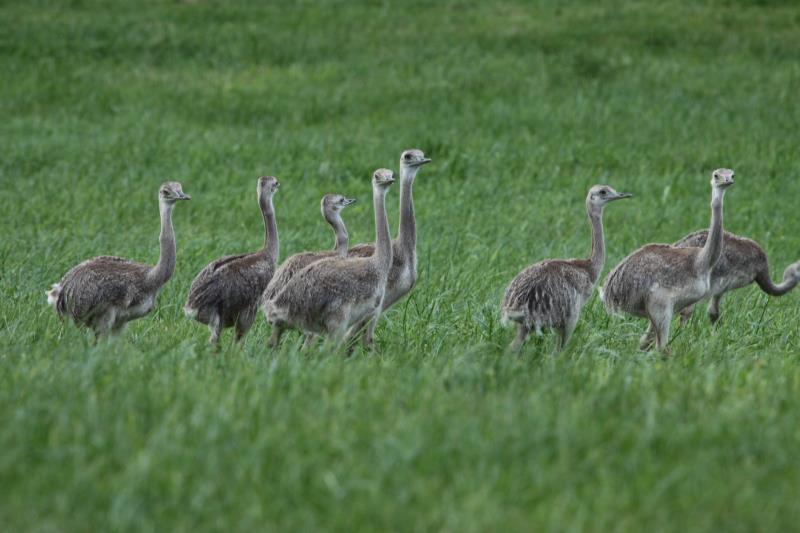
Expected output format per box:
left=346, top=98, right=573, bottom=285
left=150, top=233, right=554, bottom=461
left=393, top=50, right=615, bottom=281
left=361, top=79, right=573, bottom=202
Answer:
left=373, top=187, right=392, bottom=272
left=327, top=213, right=349, bottom=257
left=756, top=261, right=800, bottom=296
left=261, top=194, right=279, bottom=264
left=696, top=187, right=725, bottom=273
left=396, top=166, right=416, bottom=258
left=148, top=201, right=177, bottom=287
left=586, top=201, right=605, bottom=283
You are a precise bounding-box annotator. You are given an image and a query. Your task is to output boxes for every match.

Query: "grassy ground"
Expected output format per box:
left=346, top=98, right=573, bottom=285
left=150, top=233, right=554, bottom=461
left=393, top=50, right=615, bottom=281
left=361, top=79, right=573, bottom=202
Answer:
left=2, top=0, right=800, bottom=530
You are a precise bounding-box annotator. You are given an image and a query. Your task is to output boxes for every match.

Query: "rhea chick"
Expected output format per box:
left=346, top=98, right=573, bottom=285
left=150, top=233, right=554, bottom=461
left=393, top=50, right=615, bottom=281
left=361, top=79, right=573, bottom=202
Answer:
left=265, top=169, right=395, bottom=347
left=347, top=149, right=431, bottom=347
left=262, top=193, right=356, bottom=348
left=602, top=169, right=734, bottom=352
left=184, top=176, right=280, bottom=345
left=47, top=182, right=191, bottom=340
left=674, top=230, right=800, bottom=325
left=502, top=185, right=632, bottom=351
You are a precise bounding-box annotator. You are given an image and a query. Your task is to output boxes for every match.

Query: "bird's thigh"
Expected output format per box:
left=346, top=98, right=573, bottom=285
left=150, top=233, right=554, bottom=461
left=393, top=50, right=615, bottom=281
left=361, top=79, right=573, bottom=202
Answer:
left=237, top=306, right=257, bottom=329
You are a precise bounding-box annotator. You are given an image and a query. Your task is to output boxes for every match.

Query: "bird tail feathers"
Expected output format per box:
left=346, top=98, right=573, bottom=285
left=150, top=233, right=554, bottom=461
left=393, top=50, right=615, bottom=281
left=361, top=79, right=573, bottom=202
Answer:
left=46, top=283, right=66, bottom=317
left=46, top=283, right=61, bottom=309
left=501, top=308, right=525, bottom=327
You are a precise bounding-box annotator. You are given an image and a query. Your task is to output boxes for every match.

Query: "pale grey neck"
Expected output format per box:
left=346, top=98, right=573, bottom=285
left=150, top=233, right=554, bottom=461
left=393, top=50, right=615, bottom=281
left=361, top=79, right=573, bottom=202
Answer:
left=764, top=263, right=800, bottom=296
left=148, top=201, right=176, bottom=287
left=261, top=195, right=279, bottom=263
left=373, top=187, right=392, bottom=270
left=326, top=212, right=349, bottom=257
left=774, top=270, right=800, bottom=295
left=697, top=187, right=725, bottom=272
left=587, top=202, right=605, bottom=283
left=396, top=168, right=416, bottom=255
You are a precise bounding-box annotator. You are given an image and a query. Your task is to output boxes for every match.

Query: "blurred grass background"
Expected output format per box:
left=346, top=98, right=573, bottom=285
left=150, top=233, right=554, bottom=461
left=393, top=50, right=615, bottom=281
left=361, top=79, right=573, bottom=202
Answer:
left=2, top=0, right=800, bottom=531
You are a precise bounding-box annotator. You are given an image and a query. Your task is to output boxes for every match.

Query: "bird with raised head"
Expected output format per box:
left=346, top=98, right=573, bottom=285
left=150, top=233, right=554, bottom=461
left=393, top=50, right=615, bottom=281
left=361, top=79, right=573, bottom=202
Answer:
left=602, top=168, right=735, bottom=352
left=184, top=176, right=280, bottom=345
left=47, top=181, right=191, bottom=340
left=265, top=169, right=395, bottom=348
left=347, top=148, right=431, bottom=347
left=502, top=184, right=632, bottom=351
left=262, top=193, right=356, bottom=348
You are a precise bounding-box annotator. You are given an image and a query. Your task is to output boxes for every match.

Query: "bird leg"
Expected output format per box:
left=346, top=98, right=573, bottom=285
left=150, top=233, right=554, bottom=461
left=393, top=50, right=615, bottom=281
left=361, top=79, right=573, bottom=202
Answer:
left=362, top=314, right=380, bottom=350
left=234, top=310, right=255, bottom=343
left=510, top=322, right=530, bottom=352
left=639, top=323, right=656, bottom=351
left=268, top=325, right=284, bottom=349
left=707, top=295, right=723, bottom=325
left=556, top=314, right=578, bottom=352
left=91, top=308, right=117, bottom=343
left=679, top=304, right=695, bottom=326
left=207, top=314, right=221, bottom=346
left=325, top=312, right=349, bottom=351
left=301, top=334, right=317, bottom=350
left=110, top=316, right=128, bottom=337
left=342, top=314, right=372, bottom=354
left=650, top=310, right=673, bottom=355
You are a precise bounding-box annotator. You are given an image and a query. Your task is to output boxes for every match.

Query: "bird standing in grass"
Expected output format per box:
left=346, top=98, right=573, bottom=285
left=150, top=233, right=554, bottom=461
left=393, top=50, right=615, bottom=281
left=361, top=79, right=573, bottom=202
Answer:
left=502, top=185, right=632, bottom=351
left=602, top=169, right=734, bottom=352
left=47, top=181, right=191, bottom=340
left=347, top=149, right=431, bottom=347
left=673, top=230, right=800, bottom=325
left=262, top=193, right=356, bottom=348
left=265, top=169, right=395, bottom=348
left=184, top=176, right=280, bottom=345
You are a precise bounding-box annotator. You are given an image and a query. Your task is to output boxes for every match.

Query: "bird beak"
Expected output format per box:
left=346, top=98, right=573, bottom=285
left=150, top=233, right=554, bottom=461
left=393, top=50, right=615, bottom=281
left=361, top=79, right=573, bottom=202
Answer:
left=613, top=192, right=632, bottom=200
left=415, top=158, right=432, bottom=167
left=178, top=192, right=191, bottom=200
left=344, top=198, right=357, bottom=205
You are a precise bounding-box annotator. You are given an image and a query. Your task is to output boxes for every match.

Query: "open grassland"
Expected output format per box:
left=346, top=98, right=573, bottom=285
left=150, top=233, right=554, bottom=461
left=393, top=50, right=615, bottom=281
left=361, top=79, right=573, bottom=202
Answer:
left=2, top=0, right=800, bottom=530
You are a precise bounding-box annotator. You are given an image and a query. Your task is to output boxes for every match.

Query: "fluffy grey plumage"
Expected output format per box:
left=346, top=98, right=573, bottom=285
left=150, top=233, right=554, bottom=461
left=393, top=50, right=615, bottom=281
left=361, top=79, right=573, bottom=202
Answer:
left=47, top=182, right=190, bottom=339
left=184, top=176, right=280, bottom=344
left=262, top=193, right=355, bottom=347
left=346, top=149, right=431, bottom=346
left=501, top=185, right=631, bottom=351
left=602, top=169, right=735, bottom=352
left=674, top=230, right=800, bottom=324
left=265, top=169, right=395, bottom=346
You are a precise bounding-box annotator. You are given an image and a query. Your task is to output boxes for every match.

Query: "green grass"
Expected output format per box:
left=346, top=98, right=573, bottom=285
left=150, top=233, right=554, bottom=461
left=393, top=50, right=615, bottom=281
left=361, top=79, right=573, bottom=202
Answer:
left=2, top=0, right=800, bottom=530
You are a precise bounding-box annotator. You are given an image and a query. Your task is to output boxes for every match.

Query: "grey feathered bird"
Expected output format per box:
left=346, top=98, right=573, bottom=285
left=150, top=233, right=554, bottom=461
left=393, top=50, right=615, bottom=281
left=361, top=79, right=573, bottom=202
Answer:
left=502, top=185, right=632, bottom=351
left=47, top=181, right=191, bottom=339
left=673, top=230, right=800, bottom=324
left=184, top=176, right=280, bottom=345
left=602, top=169, right=734, bottom=352
left=262, top=193, right=356, bottom=348
left=347, top=149, right=431, bottom=347
left=265, top=169, right=395, bottom=347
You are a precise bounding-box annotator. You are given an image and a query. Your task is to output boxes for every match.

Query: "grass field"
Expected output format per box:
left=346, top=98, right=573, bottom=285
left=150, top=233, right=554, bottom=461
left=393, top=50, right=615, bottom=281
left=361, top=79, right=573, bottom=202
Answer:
left=3, top=0, right=800, bottom=530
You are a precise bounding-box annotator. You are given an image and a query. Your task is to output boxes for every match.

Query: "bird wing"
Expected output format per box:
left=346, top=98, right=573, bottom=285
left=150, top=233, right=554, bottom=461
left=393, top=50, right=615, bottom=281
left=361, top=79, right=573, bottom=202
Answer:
left=186, top=251, right=273, bottom=313
left=347, top=243, right=375, bottom=258
left=263, top=251, right=336, bottom=304
left=60, top=257, right=150, bottom=321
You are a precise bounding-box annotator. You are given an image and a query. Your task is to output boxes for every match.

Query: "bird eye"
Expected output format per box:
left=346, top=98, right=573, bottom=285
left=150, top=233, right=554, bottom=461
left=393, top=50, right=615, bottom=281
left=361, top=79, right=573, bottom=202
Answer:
left=600, top=190, right=607, bottom=196
left=404, top=153, right=412, bottom=160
